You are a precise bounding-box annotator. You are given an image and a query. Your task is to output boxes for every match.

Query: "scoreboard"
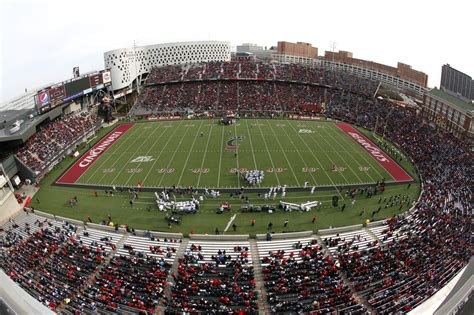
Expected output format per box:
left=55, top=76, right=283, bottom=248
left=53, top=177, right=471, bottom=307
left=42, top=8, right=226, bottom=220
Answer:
left=34, top=70, right=112, bottom=113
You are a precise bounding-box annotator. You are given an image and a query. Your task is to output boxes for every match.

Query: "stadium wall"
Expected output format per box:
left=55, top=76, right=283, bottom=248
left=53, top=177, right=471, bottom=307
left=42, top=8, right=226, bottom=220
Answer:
left=104, top=41, right=231, bottom=91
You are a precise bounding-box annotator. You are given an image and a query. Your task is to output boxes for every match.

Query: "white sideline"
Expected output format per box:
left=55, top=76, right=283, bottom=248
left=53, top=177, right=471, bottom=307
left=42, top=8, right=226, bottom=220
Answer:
left=224, top=213, right=237, bottom=232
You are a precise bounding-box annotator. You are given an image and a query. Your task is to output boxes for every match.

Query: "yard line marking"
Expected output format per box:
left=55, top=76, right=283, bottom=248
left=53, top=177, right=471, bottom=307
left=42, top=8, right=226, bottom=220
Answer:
left=196, top=120, right=215, bottom=188
left=95, top=125, right=153, bottom=184
left=157, top=122, right=193, bottom=187
left=217, top=125, right=225, bottom=188
left=109, top=123, right=164, bottom=185
left=256, top=120, right=281, bottom=186
left=245, top=120, right=259, bottom=170
left=142, top=120, right=185, bottom=184
left=335, top=123, right=412, bottom=182
left=176, top=120, right=205, bottom=186
left=287, top=121, right=343, bottom=199
left=224, top=213, right=238, bottom=233
left=278, top=120, right=319, bottom=185
left=294, top=121, right=352, bottom=186
left=81, top=124, right=142, bottom=183
left=266, top=120, right=301, bottom=186
left=234, top=121, right=241, bottom=187
left=316, top=123, right=366, bottom=183
left=331, top=126, right=385, bottom=180
left=123, top=122, right=172, bottom=186
left=58, top=124, right=134, bottom=184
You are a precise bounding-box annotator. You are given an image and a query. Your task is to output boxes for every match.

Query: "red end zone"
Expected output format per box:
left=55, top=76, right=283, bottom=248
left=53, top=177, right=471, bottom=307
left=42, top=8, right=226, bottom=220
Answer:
left=56, top=124, right=133, bottom=184
left=336, top=123, right=413, bottom=182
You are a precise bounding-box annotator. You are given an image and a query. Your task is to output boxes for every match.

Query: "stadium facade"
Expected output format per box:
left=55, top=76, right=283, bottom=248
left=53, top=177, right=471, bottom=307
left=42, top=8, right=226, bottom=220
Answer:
left=104, top=41, right=232, bottom=91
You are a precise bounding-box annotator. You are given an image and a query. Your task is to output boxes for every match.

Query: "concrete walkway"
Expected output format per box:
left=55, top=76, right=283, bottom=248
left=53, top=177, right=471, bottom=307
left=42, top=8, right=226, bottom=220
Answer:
left=0, top=270, right=54, bottom=315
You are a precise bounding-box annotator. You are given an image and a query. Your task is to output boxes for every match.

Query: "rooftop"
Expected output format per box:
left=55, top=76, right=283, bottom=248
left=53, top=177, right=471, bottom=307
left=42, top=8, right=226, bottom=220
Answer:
left=427, top=88, right=474, bottom=113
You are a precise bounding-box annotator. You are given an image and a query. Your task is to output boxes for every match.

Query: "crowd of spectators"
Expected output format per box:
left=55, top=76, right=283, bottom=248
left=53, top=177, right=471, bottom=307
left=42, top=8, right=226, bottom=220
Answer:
left=133, top=60, right=380, bottom=116
left=1, top=218, right=108, bottom=311
left=67, top=255, right=170, bottom=314
left=144, top=61, right=378, bottom=94
left=1, top=60, right=472, bottom=314
left=15, top=112, right=99, bottom=174
left=261, top=239, right=364, bottom=313
left=166, top=244, right=258, bottom=314
left=133, top=81, right=330, bottom=115
left=327, top=93, right=472, bottom=313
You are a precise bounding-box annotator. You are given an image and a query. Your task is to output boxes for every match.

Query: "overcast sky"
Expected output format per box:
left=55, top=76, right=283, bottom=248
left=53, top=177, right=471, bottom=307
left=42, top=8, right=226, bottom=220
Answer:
left=0, top=0, right=472, bottom=103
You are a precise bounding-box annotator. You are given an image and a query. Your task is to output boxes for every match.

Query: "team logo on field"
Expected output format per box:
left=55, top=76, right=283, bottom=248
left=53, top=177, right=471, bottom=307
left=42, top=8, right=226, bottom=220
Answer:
left=131, top=156, right=154, bottom=163
left=225, top=135, right=244, bottom=150
left=299, top=129, right=314, bottom=134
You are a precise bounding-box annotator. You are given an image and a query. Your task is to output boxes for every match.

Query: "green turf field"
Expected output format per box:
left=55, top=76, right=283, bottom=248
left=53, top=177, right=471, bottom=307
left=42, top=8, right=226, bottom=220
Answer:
left=30, top=119, right=420, bottom=235
left=73, top=119, right=398, bottom=189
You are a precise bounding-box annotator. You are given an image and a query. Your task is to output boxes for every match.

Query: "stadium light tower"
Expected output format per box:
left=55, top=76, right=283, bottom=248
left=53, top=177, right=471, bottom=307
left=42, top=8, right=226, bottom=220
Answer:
left=133, top=40, right=140, bottom=93
left=331, top=41, right=337, bottom=70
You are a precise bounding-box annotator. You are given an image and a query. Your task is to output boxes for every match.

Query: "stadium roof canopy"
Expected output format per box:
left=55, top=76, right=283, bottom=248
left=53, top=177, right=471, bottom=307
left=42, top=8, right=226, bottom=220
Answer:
left=428, top=88, right=474, bottom=113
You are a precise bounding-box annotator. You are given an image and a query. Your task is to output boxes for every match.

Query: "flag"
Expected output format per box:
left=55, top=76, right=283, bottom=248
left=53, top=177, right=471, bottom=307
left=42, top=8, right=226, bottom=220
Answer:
left=137, top=180, right=142, bottom=188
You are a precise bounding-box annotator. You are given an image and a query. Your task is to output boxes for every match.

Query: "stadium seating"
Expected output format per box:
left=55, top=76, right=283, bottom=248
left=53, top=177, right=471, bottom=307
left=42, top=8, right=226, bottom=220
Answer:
left=15, top=112, right=99, bottom=174
left=258, top=237, right=365, bottom=313
left=166, top=240, right=258, bottom=314
left=2, top=60, right=472, bottom=314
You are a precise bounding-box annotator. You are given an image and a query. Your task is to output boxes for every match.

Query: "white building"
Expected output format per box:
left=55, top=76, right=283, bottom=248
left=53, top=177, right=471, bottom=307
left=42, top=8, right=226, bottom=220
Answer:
left=104, top=41, right=231, bottom=91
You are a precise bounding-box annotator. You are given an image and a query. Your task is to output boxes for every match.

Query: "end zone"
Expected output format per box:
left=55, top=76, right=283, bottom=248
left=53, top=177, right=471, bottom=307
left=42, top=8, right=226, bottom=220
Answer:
left=56, top=124, right=133, bottom=185
left=335, top=123, right=413, bottom=182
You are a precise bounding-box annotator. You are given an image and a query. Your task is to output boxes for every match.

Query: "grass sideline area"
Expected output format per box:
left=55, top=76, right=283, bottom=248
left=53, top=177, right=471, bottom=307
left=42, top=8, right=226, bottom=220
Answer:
left=29, top=118, right=420, bottom=235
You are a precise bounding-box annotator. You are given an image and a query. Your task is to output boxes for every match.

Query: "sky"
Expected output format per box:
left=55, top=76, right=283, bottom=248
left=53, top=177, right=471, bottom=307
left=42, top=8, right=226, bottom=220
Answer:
left=0, top=0, right=473, bottom=103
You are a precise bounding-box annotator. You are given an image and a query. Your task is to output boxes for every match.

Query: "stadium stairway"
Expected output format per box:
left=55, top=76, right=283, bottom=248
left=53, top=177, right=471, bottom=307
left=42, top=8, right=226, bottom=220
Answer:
left=249, top=239, right=269, bottom=314
left=364, top=226, right=383, bottom=245
left=160, top=237, right=189, bottom=315
left=313, top=234, right=332, bottom=257
left=315, top=233, right=375, bottom=313
left=55, top=232, right=129, bottom=313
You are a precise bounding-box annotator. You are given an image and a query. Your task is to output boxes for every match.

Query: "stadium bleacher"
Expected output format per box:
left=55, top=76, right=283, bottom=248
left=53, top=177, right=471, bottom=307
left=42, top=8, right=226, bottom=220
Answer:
left=1, top=60, right=471, bottom=314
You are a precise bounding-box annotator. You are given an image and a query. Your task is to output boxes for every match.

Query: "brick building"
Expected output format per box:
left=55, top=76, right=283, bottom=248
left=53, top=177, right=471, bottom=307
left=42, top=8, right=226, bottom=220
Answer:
left=422, top=88, right=473, bottom=142
left=277, top=42, right=318, bottom=59
left=324, top=50, right=428, bottom=87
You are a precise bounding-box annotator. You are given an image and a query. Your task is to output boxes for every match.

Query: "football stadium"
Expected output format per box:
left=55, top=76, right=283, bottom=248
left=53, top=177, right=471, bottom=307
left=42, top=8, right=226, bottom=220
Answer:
left=0, top=5, right=473, bottom=315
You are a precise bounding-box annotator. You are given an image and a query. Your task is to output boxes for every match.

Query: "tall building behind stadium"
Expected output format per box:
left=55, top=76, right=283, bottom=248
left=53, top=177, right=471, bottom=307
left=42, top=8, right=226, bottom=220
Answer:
left=440, top=64, right=474, bottom=101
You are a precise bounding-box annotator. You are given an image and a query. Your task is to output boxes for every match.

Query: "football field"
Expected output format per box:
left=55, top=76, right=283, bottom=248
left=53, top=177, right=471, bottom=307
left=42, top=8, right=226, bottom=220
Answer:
left=56, top=119, right=412, bottom=189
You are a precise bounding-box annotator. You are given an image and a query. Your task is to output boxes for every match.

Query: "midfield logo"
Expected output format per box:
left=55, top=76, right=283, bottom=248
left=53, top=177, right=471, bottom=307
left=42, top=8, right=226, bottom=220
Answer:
left=225, top=136, right=244, bottom=150
left=131, top=156, right=155, bottom=163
